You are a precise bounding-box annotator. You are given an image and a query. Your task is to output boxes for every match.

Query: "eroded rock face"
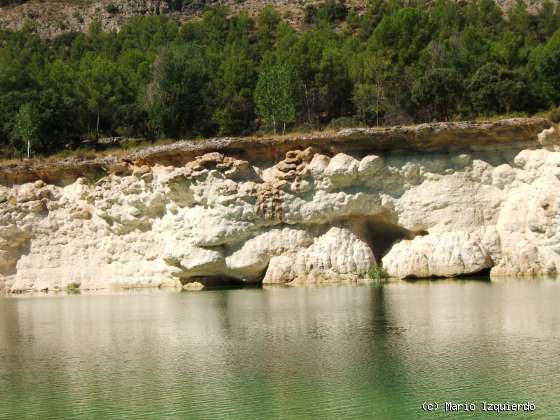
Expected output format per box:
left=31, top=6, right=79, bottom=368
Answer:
left=1, top=120, right=560, bottom=292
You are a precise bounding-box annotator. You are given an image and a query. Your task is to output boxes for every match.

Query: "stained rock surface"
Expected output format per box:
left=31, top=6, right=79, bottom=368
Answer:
left=1, top=118, right=559, bottom=292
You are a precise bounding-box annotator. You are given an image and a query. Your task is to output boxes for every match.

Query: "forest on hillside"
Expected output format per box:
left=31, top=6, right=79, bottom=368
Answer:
left=2, top=0, right=560, bottom=157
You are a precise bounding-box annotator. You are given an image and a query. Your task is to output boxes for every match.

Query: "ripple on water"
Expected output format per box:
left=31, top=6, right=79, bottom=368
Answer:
left=0, top=280, right=559, bottom=419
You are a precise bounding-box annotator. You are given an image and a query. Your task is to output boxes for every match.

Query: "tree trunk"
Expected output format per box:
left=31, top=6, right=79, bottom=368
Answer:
left=283, top=121, right=286, bottom=135
left=272, top=115, right=277, bottom=135
left=96, top=111, right=100, bottom=140
left=27, top=140, right=30, bottom=159
left=376, top=81, right=380, bottom=127
left=304, top=83, right=311, bottom=124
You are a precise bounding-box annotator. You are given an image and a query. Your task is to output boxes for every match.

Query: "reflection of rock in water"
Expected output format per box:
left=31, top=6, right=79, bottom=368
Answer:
left=3, top=282, right=560, bottom=418
left=2, top=119, right=560, bottom=292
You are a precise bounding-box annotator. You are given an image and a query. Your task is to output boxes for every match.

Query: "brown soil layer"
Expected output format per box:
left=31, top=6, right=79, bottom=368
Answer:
left=0, top=118, right=551, bottom=186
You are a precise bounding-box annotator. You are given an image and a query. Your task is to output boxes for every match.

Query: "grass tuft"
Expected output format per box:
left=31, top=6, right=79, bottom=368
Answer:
left=367, top=266, right=389, bottom=280
left=66, top=282, right=81, bottom=294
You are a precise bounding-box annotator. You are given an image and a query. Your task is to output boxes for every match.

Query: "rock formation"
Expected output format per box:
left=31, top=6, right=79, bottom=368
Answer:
left=1, top=118, right=559, bottom=293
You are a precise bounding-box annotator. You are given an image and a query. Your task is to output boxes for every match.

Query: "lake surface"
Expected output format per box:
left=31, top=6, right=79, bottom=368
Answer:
left=1, top=280, right=559, bottom=419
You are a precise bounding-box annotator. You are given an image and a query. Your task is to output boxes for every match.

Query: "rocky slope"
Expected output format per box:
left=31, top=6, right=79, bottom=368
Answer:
left=0, top=0, right=555, bottom=38
left=1, top=118, right=559, bottom=293
left=0, top=0, right=331, bottom=38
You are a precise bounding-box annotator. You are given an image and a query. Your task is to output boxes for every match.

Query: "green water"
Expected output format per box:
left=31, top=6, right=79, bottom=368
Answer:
left=1, top=280, right=559, bottom=419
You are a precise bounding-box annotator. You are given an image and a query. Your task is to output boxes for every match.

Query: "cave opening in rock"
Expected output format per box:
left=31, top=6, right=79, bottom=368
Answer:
left=180, top=275, right=263, bottom=289
left=455, top=267, right=492, bottom=279
left=344, top=215, right=427, bottom=263
left=403, top=267, right=492, bottom=281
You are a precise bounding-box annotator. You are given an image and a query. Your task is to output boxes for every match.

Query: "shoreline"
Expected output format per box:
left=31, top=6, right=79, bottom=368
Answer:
left=3, top=275, right=559, bottom=297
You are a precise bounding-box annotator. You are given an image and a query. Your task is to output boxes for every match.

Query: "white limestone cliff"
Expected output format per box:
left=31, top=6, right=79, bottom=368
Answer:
left=1, top=119, right=560, bottom=292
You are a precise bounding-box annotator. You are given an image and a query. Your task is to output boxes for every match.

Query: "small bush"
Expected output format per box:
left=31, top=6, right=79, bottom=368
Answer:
left=0, top=0, right=28, bottom=6
left=304, top=5, right=317, bottom=24
left=304, top=0, right=348, bottom=24
left=119, top=138, right=148, bottom=150
left=291, top=122, right=320, bottom=133
left=367, top=266, right=389, bottom=280
left=54, top=146, right=97, bottom=160
left=166, top=0, right=184, bottom=11
left=66, top=282, right=81, bottom=294
left=105, top=4, right=119, bottom=14
left=550, top=107, right=560, bottom=123
left=327, top=116, right=363, bottom=129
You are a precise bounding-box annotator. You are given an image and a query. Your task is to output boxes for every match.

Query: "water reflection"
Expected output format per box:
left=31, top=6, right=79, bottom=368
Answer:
left=0, top=281, right=559, bottom=418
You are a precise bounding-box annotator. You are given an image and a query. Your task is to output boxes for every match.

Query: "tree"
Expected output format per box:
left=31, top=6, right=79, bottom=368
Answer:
left=430, top=0, right=464, bottom=39
left=370, top=8, right=433, bottom=69
left=14, top=103, right=39, bottom=158
left=507, top=0, right=532, bottom=38
left=530, top=30, right=560, bottom=105
left=145, top=45, right=212, bottom=138
left=353, top=83, right=383, bottom=125
left=214, top=42, right=257, bottom=135
left=348, top=51, right=391, bottom=126
left=305, top=0, right=348, bottom=25
left=35, top=88, right=83, bottom=152
left=535, top=0, right=560, bottom=41
left=254, top=64, right=300, bottom=134
left=0, top=0, right=28, bottom=5
left=412, top=68, right=464, bottom=121
left=76, top=55, right=131, bottom=139
left=467, top=62, right=528, bottom=114
left=316, top=46, right=354, bottom=120
left=256, top=6, right=281, bottom=58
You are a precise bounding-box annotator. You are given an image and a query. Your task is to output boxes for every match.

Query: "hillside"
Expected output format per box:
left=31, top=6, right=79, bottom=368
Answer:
left=0, top=0, right=557, bottom=37
left=1, top=0, right=343, bottom=37
left=2, top=0, right=560, bottom=159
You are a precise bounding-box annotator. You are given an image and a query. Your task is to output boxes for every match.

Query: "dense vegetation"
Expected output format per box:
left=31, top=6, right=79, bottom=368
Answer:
left=2, top=0, right=560, bottom=157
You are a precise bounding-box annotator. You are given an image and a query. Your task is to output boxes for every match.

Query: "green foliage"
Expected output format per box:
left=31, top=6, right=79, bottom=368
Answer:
left=65, top=282, right=81, bottom=294
left=550, top=107, right=560, bottom=123
left=367, top=266, right=390, bottom=280
left=145, top=45, right=212, bottom=138
left=370, top=8, right=433, bottom=68
left=0, top=0, right=27, bottom=5
left=467, top=63, right=530, bottom=115
left=412, top=68, right=463, bottom=121
left=214, top=39, right=257, bottom=135
left=77, top=54, right=133, bottom=138
left=166, top=0, right=183, bottom=12
left=304, top=0, right=348, bottom=24
left=530, top=30, right=560, bottom=105
left=254, top=64, right=300, bottom=133
left=14, top=103, right=39, bottom=157
left=327, top=116, right=363, bottom=129
left=0, top=0, right=558, bottom=157
left=353, top=83, right=383, bottom=125
left=105, top=4, right=119, bottom=14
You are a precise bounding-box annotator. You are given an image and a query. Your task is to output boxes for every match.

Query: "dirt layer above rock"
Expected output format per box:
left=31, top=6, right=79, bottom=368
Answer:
left=0, top=118, right=551, bottom=186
